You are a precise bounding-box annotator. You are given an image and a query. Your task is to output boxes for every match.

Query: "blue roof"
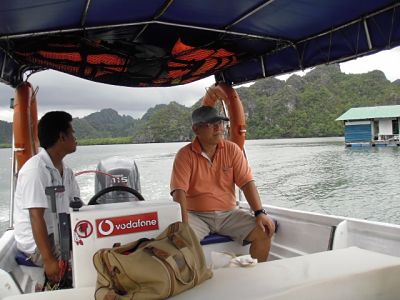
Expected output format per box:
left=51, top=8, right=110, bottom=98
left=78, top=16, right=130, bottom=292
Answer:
left=0, top=1, right=399, bottom=88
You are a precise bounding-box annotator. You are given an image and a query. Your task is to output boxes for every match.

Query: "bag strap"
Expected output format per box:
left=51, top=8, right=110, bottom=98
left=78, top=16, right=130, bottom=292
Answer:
left=147, top=246, right=196, bottom=285
left=167, top=223, right=200, bottom=285
left=167, top=222, right=181, bottom=238
left=113, top=238, right=152, bottom=254
left=166, top=223, right=194, bottom=252
left=169, top=233, right=188, bottom=250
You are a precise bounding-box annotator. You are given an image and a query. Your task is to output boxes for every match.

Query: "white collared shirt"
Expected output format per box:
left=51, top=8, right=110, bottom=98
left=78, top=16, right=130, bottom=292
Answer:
left=13, top=149, right=80, bottom=254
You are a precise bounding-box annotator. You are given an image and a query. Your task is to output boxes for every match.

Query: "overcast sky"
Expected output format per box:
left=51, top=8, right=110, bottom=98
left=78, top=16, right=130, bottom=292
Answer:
left=1, top=46, right=399, bottom=122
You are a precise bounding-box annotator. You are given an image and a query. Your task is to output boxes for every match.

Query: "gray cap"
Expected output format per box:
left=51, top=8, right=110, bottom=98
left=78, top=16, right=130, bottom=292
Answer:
left=192, top=106, right=229, bottom=125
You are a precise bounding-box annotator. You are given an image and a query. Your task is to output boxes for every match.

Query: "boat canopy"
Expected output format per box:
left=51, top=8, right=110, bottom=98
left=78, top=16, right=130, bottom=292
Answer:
left=0, top=0, right=399, bottom=88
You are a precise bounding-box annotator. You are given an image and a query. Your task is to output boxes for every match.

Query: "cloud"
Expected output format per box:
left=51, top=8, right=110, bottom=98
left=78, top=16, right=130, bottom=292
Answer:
left=276, top=47, right=400, bottom=82
left=0, top=72, right=215, bottom=122
left=340, top=47, right=400, bottom=81
left=1, top=46, right=399, bottom=122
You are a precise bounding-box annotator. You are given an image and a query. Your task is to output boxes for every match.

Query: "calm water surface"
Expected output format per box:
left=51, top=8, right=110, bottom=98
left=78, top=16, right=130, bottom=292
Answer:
left=1, top=137, right=399, bottom=235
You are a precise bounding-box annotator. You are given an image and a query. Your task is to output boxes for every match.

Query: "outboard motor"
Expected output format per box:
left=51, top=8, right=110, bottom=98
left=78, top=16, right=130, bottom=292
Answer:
left=94, top=156, right=141, bottom=204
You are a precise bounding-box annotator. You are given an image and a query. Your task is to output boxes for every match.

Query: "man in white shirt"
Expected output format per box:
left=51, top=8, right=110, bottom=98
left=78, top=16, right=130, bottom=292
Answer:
left=14, top=111, right=80, bottom=283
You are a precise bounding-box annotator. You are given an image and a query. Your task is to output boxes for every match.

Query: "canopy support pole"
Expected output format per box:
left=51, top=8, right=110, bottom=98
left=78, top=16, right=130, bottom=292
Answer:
left=80, top=0, right=92, bottom=26
left=363, top=19, right=373, bottom=50
left=8, top=138, right=17, bottom=229
left=388, top=6, right=397, bottom=47
left=1, top=53, right=5, bottom=79
left=260, top=56, right=266, bottom=77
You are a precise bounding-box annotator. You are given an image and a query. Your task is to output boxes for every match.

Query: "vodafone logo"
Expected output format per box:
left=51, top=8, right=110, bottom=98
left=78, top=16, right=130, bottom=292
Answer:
left=98, top=220, right=114, bottom=236
left=96, top=212, right=159, bottom=238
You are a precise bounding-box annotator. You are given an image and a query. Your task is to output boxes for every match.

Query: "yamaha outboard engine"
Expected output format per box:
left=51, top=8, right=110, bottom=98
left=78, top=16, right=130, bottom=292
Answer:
left=94, top=156, right=141, bottom=204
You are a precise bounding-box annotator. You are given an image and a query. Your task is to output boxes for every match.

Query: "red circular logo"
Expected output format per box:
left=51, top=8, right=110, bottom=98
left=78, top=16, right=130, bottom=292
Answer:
left=74, top=220, right=93, bottom=238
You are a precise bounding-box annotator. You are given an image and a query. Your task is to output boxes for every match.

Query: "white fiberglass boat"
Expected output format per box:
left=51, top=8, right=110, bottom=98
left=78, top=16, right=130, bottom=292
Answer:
left=1, top=1, right=400, bottom=299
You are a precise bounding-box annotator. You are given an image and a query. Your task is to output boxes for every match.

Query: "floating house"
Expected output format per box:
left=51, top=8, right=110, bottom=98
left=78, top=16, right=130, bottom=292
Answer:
left=336, top=105, right=400, bottom=147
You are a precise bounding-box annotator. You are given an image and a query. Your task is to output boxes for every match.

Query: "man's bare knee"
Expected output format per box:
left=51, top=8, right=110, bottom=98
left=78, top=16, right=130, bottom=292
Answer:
left=245, top=226, right=268, bottom=243
left=245, top=226, right=271, bottom=262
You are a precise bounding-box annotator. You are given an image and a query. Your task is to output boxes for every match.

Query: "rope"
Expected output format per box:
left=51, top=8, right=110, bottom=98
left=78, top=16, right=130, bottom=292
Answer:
left=74, top=170, right=115, bottom=178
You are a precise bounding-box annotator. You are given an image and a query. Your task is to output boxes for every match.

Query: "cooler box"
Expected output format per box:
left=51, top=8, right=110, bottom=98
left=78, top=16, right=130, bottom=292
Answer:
left=70, top=200, right=181, bottom=288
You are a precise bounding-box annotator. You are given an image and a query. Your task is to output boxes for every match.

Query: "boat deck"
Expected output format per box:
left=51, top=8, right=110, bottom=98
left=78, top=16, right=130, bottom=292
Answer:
left=4, top=247, right=400, bottom=300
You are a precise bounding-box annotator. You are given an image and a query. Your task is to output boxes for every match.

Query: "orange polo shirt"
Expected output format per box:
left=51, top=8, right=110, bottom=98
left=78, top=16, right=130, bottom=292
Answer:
left=170, top=137, right=253, bottom=212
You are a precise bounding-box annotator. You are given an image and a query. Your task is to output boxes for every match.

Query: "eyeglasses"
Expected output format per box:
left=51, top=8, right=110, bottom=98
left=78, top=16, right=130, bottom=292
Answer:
left=198, top=120, right=226, bottom=129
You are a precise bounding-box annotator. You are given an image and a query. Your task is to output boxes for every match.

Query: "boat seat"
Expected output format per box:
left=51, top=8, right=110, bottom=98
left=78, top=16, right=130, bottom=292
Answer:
left=15, top=251, right=39, bottom=267
left=173, top=246, right=400, bottom=300
left=200, top=219, right=278, bottom=264
left=200, top=219, right=278, bottom=246
left=14, top=251, right=45, bottom=292
left=200, top=234, right=232, bottom=245
left=6, top=247, right=400, bottom=300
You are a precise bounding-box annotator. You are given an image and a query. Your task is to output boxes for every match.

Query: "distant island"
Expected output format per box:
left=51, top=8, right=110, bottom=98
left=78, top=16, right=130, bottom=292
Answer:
left=1, top=64, right=400, bottom=147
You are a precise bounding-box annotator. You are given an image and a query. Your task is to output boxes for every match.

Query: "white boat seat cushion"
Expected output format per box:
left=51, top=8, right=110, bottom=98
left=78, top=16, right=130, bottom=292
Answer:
left=4, top=247, right=400, bottom=300
left=174, top=246, right=400, bottom=300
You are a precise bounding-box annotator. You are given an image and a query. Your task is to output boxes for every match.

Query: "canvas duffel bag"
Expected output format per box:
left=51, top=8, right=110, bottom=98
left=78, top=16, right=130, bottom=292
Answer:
left=93, top=221, right=213, bottom=299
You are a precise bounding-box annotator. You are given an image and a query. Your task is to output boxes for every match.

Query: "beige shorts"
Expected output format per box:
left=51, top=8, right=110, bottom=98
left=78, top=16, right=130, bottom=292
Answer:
left=188, top=208, right=256, bottom=245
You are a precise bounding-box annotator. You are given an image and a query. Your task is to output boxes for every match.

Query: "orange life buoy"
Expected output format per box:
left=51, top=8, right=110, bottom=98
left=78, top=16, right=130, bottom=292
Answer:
left=13, top=82, right=39, bottom=171
left=202, top=82, right=246, bottom=150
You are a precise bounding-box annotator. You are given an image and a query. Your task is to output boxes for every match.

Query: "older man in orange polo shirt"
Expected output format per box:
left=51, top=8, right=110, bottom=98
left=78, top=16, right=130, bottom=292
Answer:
left=170, top=106, right=275, bottom=262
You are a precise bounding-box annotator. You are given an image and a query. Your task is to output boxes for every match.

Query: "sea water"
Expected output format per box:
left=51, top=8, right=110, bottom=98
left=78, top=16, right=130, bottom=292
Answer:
left=1, top=137, right=399, bottom=235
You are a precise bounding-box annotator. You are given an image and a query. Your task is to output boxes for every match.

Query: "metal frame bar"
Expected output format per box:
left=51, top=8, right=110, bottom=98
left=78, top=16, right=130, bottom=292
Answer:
left=299, top=2, right=399, bottom=44
left=355, top=21, right=361, bottom=55
left=0, top=2, right=397, bottom=46
left=0, top=53, right=5, bottom=79
left=80, top=0, right=92, bottom=27
left=251, top=2, right=399, bottom=73
left=225, top=0, right=276, bottom=30
left=363, top=18, right=373, bottom=50
left=260, top=56, right=266, bottom=77
left=224, top=44, right=389, bottom=87
left=155, top=20, right=288, bottom=43
left=0, top=19, right=290, bottom=44
left=133, top=0, right=175, bottom=41
left=388, top=5, right=397, bottom=47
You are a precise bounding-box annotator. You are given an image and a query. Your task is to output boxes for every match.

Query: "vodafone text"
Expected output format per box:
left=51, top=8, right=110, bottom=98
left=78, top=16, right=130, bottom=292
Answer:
left=96, top=212, right=159, bottom=238
left=115, top=219, right=157, bottom=230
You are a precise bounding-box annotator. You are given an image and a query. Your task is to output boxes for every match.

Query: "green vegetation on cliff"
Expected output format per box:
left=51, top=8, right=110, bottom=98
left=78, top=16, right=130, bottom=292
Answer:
left=131, top=102, right=194, bottom=143
left=238, top=65, right=400, bottom=139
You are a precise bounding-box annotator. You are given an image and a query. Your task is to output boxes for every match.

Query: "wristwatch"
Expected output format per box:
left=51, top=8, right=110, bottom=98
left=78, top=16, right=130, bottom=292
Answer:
left=254, top=209, right=267, bottom=217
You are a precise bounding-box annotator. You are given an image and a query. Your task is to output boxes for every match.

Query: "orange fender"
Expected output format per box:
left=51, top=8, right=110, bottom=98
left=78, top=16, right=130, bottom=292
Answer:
left=202, top=82, right=246, bottom=149
left=13, top=82, right=39, bottom=171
